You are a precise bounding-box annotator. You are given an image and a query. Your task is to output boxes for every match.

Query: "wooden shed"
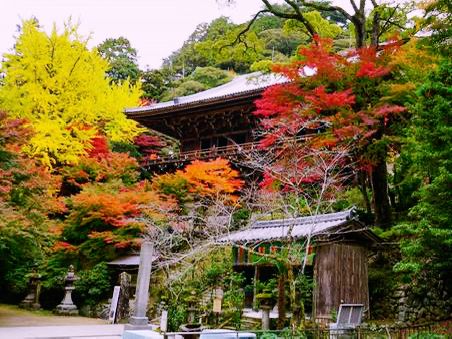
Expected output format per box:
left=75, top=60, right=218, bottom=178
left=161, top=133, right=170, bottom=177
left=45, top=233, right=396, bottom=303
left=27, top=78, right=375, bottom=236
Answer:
left=220, top=208, right=381, bottom=322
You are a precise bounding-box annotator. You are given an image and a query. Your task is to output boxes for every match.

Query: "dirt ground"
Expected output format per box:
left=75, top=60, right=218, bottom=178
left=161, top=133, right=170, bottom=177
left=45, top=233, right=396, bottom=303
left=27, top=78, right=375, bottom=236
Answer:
left=0, top=304, right=108, bottom=327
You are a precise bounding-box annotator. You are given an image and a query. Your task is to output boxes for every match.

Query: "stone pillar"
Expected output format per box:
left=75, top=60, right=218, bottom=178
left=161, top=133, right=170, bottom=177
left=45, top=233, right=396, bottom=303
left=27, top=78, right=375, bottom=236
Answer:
left=261, top=305, right=271, bottom=330
left=55, top=265, right=78, bottom=315
left=128, top=241, right=154, bottom=328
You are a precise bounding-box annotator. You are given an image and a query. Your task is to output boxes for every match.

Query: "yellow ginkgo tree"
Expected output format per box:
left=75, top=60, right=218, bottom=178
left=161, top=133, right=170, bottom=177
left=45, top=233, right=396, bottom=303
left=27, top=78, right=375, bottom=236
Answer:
left=0, top=19, right=143, bottom=167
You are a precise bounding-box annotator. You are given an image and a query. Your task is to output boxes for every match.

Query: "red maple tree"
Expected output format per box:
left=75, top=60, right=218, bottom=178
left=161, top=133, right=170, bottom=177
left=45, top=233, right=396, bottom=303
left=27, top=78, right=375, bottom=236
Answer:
left=254, top=36, right=407, bottom=226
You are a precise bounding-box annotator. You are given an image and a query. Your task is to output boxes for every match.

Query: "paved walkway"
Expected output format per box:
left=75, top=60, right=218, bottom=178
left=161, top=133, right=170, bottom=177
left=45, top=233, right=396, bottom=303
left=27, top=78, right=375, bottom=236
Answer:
left=0, top=304, right=123, bottom=339
left=0, top=324, right=124, bottom=339
left=0, top=325, right=124, bottom=339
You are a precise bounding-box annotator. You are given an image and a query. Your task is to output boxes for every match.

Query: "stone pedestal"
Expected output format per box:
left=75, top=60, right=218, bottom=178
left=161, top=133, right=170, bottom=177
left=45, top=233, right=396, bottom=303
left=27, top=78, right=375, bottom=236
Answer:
left=55, top=265, right=78, bottom=315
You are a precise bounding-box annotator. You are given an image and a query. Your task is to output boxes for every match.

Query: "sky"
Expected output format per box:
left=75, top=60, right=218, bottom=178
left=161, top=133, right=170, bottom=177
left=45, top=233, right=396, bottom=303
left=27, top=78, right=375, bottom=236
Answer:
left=0, top=0, right=272, bottom=69
left=0, top=0, right=358, bottom=70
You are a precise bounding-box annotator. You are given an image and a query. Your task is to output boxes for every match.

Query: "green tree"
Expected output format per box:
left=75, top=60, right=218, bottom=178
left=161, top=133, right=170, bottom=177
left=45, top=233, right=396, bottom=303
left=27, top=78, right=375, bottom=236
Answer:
left=283, top=11, right=343, bottom=39
left=395, top=60, right=452, bottom=290
left=0, top=20, right=143, bottom=167
left=190, top=66, right=233, bottom=88
left=242, top=0, right=413, bottom=47
left=97, top=37, right=141, bottom=84
left=419, top=0, right=451, bottom=56
left=141, top=68, right=174, bottom=101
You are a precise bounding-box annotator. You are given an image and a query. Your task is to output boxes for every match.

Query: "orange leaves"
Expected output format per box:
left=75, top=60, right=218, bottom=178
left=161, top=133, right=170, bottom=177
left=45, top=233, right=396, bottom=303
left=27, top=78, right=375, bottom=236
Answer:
left=69, top=183, right=172, bottom=228
left=71, top=191, right=140, bottom=227
left=177, top=158, right=244, bottom=199
left=62, top=150, right=139, bottom=190
left=151, top=158, right=244, bottom=205
left=52, top=241, right=78, bottom=253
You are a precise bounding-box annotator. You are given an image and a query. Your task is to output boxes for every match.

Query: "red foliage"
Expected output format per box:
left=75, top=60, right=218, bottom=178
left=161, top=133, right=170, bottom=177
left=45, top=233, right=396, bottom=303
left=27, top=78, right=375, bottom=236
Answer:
left=134, top=134, right=163, bottom=147
left=134, top=134, right=165, bottom=162
left=87, top=135, right=109, bottom=158
left=254, top=36, right=405, bottom=190
left=304, top=86, right=355, bottom=110
left=356, top=61, right=391, bottom=78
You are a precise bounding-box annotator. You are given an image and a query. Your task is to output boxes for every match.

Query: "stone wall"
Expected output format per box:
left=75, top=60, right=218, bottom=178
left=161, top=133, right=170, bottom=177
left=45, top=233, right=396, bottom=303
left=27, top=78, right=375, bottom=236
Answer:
left=394, top=284, right=452, bottom=324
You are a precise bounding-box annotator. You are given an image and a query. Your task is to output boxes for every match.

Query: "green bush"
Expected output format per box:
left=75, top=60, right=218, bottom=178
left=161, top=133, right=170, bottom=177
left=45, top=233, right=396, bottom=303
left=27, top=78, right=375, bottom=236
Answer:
left=74, top=262, right=113, bottom=306
left=409, top=333, right=446, bottom=339
left=190, top=66, right=233, bottom=88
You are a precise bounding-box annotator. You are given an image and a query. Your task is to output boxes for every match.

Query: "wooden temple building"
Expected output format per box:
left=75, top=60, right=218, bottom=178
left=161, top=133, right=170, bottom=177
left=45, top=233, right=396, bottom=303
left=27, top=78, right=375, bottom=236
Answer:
left=220, top=209, right=381, bottom=322
left=126, top=75, right=380, bottom=323
left=125, top=72, right=287, bottom=171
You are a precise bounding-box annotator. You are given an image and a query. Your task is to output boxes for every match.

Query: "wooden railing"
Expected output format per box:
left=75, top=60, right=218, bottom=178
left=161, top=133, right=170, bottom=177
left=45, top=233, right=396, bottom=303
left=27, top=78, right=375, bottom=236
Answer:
left=144, top=134, right=315, bottom=167
left=144, top=141, right=261, bottom=166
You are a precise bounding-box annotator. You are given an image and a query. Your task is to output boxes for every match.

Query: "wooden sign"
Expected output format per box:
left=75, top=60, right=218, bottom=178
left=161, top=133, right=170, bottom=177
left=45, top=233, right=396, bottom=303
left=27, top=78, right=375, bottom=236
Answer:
left=108, top=286, right=121, bottom=324
left=213, top=298, right=222, bottom=313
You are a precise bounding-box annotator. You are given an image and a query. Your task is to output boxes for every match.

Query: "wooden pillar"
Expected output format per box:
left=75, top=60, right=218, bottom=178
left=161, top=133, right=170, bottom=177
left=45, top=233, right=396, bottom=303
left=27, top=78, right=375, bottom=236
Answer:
left=277, top=273, right=286, bottom=329
left=252, top=265, right=259, bottom=310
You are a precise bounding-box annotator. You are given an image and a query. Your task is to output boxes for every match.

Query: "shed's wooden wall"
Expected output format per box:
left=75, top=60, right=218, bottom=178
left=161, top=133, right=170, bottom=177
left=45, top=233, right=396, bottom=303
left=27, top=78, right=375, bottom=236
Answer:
left=313, top=243, right=369, bottom=322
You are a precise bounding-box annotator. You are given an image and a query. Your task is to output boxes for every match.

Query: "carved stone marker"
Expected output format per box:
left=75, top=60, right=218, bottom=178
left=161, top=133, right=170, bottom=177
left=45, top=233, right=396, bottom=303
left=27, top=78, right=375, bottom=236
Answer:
left=55, top=265, right=78, bottom=315
left=117, top=271, right=131, bottom=322
left=20, top=268, right=41, bottom=310
left=126, top=241, right=154, bottom=329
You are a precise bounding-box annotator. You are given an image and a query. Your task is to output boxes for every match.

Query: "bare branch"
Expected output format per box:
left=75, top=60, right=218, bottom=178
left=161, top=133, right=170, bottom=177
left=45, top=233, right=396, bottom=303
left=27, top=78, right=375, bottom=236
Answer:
left=220, top=9, right=269, bottom=51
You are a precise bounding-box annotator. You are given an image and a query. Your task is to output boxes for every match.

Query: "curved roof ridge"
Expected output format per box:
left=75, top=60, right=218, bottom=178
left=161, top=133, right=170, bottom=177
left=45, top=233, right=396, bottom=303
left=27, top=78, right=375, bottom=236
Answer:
left=252, top=208, right=355, bottom=229
left=125, top=71, right=288, bottom=115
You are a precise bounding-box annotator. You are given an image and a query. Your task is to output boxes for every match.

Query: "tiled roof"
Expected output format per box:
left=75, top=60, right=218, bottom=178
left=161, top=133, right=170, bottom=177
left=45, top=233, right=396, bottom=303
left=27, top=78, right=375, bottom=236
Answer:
left=107, top=254, right=158, bottom=266
left=219, top=208, right=377, bottom=244
left=125, top=72, right=288, bottom=115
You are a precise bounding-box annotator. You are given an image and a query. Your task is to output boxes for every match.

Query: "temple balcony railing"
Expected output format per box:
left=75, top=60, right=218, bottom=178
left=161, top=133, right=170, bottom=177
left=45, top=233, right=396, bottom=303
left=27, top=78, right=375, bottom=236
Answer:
left=143, top=134, right=315, bottom=167
left=143, top=141, right=261, bottom=166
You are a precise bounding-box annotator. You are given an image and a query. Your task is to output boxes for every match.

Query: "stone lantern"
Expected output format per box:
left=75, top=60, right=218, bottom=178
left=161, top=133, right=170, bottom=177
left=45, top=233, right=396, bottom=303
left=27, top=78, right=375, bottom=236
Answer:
left=55, top=265, right=78, bottom=315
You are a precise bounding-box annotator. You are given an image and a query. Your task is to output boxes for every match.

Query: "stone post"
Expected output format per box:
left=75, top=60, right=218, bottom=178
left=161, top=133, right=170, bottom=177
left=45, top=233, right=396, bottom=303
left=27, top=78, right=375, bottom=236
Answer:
left=261, top=305, right=271, bottom=330
left=55, top=265, right=78, bottom=315
left=127, top=241, right=154, bottom=328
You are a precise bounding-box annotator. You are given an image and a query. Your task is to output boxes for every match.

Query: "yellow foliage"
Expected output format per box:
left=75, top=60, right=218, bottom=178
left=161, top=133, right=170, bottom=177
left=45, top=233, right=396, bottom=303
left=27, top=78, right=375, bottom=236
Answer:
left=0, top=20, right=144, bottom=167
left=390, top=39, right=438, bottom=82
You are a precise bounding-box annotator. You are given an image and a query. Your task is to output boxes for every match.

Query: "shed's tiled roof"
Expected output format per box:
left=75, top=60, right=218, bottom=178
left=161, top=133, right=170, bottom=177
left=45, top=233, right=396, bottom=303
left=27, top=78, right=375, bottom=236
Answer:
left=219, top=208, right=367, bottom=244
left=125, top=72, right=288, bottom=115
left=107, top=254, right=158, bottom=266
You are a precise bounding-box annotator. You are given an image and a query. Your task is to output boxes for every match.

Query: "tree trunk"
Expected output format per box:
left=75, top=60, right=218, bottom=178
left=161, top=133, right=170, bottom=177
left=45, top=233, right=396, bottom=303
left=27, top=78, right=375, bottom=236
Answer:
left=370, top=159, right=391, bottom=228
left=277, top=273, right=286, bottom=329
left=371, top=12, right=381, bottom=46
left=358, top=171, right=372, bottom=215
left=287, top=266, right=300, bottom=328
left=353, top=16, right=367, bottom=48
